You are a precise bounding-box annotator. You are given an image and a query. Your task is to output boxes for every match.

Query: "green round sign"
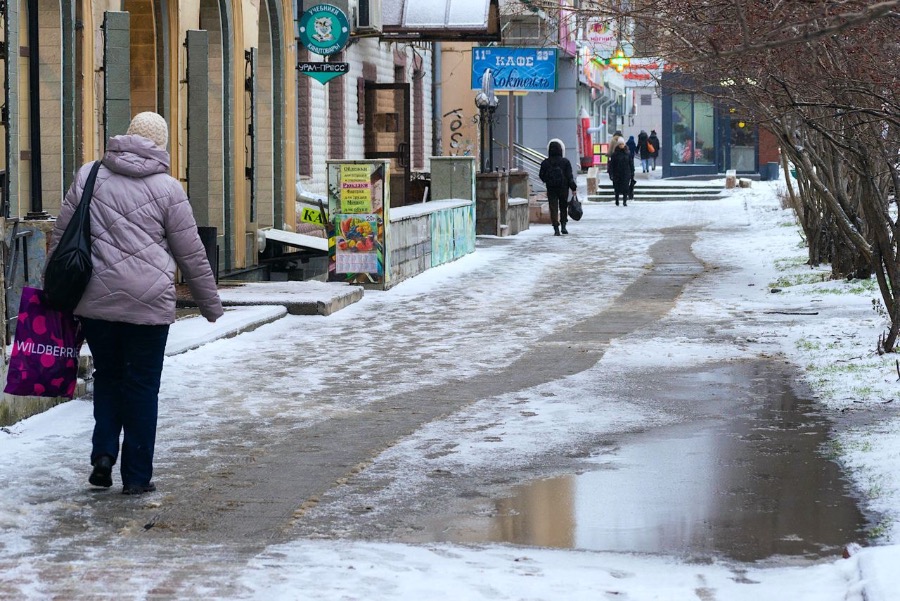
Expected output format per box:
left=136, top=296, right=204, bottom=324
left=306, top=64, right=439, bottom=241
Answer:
left=298, top=4, right=350, bottom=56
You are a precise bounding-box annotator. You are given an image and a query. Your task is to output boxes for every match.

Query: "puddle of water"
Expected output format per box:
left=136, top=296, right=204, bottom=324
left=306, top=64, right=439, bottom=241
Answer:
left=413, top=362, right=868, bottom=562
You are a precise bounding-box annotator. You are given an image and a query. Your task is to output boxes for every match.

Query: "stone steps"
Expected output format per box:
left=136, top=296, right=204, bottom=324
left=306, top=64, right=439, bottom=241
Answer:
left=587, top=183, right=726, bottom=202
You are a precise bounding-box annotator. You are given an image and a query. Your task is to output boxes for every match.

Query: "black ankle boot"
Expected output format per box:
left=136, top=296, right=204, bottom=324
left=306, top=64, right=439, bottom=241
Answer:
left=122, top=482, right=156, bottom=495
left=561, top=223, right=568, bottom=234
left=89, top=455, right=113, bottom=488
left=553, top=224, right=560, bottom=236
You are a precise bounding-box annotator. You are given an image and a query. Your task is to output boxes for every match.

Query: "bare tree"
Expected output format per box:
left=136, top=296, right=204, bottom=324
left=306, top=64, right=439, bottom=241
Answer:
left=590, top=0, right=900, bottom=349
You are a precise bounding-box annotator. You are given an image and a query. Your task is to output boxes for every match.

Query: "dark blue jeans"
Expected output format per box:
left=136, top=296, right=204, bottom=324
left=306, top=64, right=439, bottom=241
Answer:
left=81, top=318, right=169, bottom=487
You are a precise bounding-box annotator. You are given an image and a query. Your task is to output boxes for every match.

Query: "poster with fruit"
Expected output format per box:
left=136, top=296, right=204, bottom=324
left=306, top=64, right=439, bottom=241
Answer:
left=335, top=214, right=380, bottom=274
left=326, top=160, right=390, bottom=288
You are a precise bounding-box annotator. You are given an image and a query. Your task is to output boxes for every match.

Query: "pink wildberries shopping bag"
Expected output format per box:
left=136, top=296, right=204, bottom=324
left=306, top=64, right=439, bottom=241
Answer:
left=4, top=287, right=84, bottom=398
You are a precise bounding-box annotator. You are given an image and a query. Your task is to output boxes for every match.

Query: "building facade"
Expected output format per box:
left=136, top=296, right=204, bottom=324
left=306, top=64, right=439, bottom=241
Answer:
left=0, top=0, right=457, bottom=280
left=660, top=72, right=779, bottom=179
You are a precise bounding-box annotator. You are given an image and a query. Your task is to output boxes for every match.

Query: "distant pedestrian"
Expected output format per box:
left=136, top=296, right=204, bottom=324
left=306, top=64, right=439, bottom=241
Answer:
left=539, top=138, right=578, bottom=235
left=47, top=112, right=224, bottom=496
left=626, top=135, right=637, bottom=161
left=607, top=138, right=634, bottom=206
left=648, top=130, right=661, bottom=170
left=637, top=130, right=651, bottom=173
left=607, top=130, right=624, bottom=157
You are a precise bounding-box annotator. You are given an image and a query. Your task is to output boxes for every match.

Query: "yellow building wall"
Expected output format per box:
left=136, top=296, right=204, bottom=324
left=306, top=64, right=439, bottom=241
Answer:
left=440, top=43, right=479, bottom=158
left=8, top=0, right=297, bottom=270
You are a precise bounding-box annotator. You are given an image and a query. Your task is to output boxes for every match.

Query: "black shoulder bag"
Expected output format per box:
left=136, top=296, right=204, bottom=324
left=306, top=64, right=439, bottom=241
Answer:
left=44, top=161, right=101, bottom=311
left=567, top=193, right=584, bottom=221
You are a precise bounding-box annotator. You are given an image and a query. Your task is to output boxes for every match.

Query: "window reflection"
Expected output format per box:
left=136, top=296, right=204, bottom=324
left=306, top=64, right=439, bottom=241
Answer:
left=671, top=94, right=714, bottom=165
left=729, top=119, right=756, bottom=172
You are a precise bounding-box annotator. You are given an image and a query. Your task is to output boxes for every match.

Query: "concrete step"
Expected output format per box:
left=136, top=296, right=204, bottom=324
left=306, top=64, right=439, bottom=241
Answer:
left=596, top=185, right=723, bottom=194
left=587, top=193, right=727, bottom=202
left=2, top=281, right=365, bottom=427
left=589, top=183, right=726, bottom=202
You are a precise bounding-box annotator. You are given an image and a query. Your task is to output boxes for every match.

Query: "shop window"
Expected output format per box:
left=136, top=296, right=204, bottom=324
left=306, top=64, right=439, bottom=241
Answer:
left=671, top=93, right=714, bottom=165
left=729, top=118, right=756, bottom=172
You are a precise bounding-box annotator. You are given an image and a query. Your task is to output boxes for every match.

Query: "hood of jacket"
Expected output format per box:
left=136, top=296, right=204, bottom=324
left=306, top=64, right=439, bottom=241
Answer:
left=46, top=138, right=222, bottom=326
left=547, top=138, right=566, bottom=157
left=102, top=134, right=170, bottom=178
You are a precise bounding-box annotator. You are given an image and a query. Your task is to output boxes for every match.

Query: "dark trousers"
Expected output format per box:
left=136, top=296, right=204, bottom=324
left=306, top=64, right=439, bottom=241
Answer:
left=82, top=318, right=169, bottom=487
left=548, top=188, right=569, bottom=226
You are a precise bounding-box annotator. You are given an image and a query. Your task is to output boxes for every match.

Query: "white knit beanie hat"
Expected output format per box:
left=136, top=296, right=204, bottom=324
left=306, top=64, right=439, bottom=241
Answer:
left=126, top=112, right=168, bottom=148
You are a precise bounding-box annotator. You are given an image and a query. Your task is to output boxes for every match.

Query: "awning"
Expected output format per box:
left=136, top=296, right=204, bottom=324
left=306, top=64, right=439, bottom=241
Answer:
left=381, top=0, right=501, bottom=41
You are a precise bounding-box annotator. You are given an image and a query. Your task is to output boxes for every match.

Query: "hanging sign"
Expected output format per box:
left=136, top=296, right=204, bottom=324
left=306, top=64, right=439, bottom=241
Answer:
left=298, top=61, right=349, bottom=84
left=299, top=205, right=327, bottom=225
left=297, top=4, right=350, bottom=56
left=471, top=47, right=557, bottom=92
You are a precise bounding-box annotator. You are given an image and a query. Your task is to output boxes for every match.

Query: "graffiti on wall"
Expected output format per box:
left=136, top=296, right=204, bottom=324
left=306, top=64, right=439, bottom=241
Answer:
left=443, top=107, right=476, bottom=157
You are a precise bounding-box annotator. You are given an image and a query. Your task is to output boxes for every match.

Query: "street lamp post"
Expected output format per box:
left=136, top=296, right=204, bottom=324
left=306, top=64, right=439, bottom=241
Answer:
left=475, top=69, right=498, bottom=174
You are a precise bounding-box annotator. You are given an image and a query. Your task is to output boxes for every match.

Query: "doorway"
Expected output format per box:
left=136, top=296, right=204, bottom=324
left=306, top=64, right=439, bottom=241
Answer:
left=364, top=82, right=410, bottom=208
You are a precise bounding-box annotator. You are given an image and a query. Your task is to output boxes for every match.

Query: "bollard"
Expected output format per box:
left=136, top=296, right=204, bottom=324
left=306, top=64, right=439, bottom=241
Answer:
left=725, top=169, right=737, bottom=189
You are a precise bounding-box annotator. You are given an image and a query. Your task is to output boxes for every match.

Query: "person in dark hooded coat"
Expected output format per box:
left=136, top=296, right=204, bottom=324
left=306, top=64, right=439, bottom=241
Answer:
left=626, top=135, right=637, bottom=161
left=648, top=130, right=661, bottom=170
left=637, top=130, right=651, bottom=173
left=539, top=139, right=578, bottom=235
left=607, top=138, right=634, bottom=206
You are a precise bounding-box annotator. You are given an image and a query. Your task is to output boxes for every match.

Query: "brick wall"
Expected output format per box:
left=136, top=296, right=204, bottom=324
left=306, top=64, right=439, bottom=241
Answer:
left=256, top=7, right=275, bottom=227
left=327, top=52, right=345, bottom=160
left=124, top=0, right=156, bottom=115
left=759, top=127, right=780, bottom=166
left=297, top=48, right=312, bottom=177
left=201, top=2, right=226, bottom=232
left=37, top=0, right=63, bottom=214
left=300, top=40, right=433, bottom=198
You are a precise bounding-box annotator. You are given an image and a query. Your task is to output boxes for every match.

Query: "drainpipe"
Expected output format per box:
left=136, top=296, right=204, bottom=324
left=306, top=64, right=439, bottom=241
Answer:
left=26, top=2, right=47, bottom=218
left=433, top=42, right=442, bottom=156
left=592, top=91, right=614, bottom=148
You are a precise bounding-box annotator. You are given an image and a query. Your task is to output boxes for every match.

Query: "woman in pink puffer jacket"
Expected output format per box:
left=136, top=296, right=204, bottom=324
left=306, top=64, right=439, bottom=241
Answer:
left=48, top=112, right=223, bottom=495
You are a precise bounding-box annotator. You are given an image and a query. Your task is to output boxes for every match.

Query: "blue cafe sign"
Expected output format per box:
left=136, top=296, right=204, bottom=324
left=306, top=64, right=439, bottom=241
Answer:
left=297, top=4, right=350, bottom=56
left=471, top=47, right=558, bottom=92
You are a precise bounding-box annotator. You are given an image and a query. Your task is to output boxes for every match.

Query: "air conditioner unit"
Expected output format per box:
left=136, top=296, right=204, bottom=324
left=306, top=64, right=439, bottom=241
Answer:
left=353, top=0, right=383, bottom=33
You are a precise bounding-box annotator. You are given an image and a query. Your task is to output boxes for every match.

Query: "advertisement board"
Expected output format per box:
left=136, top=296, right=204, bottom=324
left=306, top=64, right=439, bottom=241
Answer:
left=471, top=47, right=557, bottom=92
left=326, top=161, right=390, bottom=288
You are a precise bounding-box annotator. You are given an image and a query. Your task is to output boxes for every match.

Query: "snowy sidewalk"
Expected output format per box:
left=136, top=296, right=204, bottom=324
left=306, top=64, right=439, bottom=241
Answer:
left=1, top=183, right=899, bottom=600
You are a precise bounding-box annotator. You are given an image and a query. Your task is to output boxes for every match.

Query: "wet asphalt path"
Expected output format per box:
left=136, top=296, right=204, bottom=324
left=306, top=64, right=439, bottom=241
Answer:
left=4, top=199, right=871, bottom=598
left=125, top=227, right=703, bottom=544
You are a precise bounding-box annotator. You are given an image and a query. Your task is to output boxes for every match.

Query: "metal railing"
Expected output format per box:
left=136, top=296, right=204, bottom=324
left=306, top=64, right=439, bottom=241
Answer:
left=3, top=219, right=33, bottom=334
left=495, top=142, right=547, bottom=194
